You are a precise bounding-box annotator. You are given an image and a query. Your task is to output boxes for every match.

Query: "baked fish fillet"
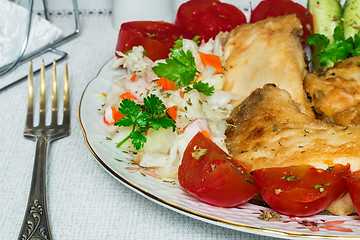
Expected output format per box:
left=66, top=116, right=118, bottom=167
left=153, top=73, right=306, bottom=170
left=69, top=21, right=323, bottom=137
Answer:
left=305, top=56, right=360, bottom=126
left=223, top=15, right=314, bottom=117
left=225, top=84, right=360, bottom=215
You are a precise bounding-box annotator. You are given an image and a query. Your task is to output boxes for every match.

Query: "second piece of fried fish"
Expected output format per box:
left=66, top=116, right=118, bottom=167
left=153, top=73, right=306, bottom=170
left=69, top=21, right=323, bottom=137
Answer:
left=305, top=56, right=360, bottom=126
left=223, top=15, right=314, bottom=117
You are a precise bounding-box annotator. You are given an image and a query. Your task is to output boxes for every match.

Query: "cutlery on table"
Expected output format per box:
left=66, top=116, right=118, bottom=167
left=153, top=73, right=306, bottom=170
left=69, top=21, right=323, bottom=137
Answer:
left=18, top=60, right=70, bottom=240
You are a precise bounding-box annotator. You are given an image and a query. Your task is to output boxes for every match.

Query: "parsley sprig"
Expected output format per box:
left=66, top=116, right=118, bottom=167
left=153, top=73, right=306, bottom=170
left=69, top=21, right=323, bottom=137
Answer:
left=114, top=94, right=176, bottom=150
left=184, top=81, right=215, bottom=96
left=153, top=38, right=218, bottom=96
left=306, top=26, right=360, bottom=68
left=152, top=48, right=199, bottom=87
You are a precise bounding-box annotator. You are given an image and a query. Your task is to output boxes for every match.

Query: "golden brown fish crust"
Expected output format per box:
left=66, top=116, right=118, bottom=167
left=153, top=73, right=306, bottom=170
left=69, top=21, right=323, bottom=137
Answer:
left=305, top=56, right=360, bottom=126
left=223, top=15, right=314, bottom=117
left=225, top=84, right=360, bottom=172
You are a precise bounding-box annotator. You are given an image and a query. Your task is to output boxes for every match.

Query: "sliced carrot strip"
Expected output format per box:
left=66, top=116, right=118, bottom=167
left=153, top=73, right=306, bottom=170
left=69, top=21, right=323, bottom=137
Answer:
left=120, top=92, right=137, bottom=100
left=103, top=115, right=108, bottom=124
left=157, top=77, right=178, bottom=90
left=198, top=51, right=223, bottom=74
left=104, top=106, right=124, bottom=125
left=167, top=106, right=178, bottom=120
left=113, top=108, right=124, bottom=122
left=201, top=130, right=211, bottom=140
left=130, top=74, right=137, bottom=82
left=180, top=91, right=185, bottom=98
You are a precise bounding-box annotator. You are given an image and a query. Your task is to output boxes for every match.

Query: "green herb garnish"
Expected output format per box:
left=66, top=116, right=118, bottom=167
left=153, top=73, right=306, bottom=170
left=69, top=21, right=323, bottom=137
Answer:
left=124, top=50, right=132, bottom=55
left=184, top=81, right=215, bottom=96
left=258, top=210, right=282, bottom=221
left=192, top=35, right=201, bottom=45
left=115, top=94, right=176, bottom=150
left=280, top=174, right=300, bottom=182
left=306, top=26, right=360, bottom=67
left=152, top=48, right=199, bottom=87
left=314, top=183, right=330, bottom=193
left=173, top=35, right=201, bottom=49
left=191, top=148, right=208, bottom=160
left=173, top=39, right=183, bottom=49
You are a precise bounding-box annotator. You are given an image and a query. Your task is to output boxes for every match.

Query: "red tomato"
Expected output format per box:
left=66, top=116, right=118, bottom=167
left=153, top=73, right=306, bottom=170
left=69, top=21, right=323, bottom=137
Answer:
left=178, top=132, right=257, bottom=207
left=175, top=0, right=247, bottom=41
left=345, top=170, right=360, bottom=215
left=115, top=21, right=195, bottom=61
left=253, top=165, right=349, bottom=217
left=250, top=0, right=314, bottom=41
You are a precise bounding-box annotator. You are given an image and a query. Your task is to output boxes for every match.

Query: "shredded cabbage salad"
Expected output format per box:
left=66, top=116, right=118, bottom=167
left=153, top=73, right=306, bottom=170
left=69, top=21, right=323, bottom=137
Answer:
left=100, top=33, right=238, bottom=178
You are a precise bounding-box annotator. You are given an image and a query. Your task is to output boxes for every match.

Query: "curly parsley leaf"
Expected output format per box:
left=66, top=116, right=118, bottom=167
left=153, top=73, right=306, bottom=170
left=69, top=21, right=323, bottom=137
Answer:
left=334, top=25, right=345, bottom=41
left=192, top=35, right=201, bottom=45
left=114, top=94, right=176, bottom=150
left=306, top=26, right=360, bottom=68
left=317, top=38, right=353, bottom=66
left=352, top=34, right=360, bottom=56
left=129, top=131, right=147, bottom=150
left=306, top=34, right=329, bottom=50
left=143, top=94, right=166, bottom=115
left=173, top=39, right=183, bottom=49
left=116, top=99, right=149, bottom=130
left=143, top=94, right=175, bottom=131
left=152, top=48, right=199, bottom=87
left=184, top=81, right=215, bottom=96
left=149, top=115, right=176, bottom=131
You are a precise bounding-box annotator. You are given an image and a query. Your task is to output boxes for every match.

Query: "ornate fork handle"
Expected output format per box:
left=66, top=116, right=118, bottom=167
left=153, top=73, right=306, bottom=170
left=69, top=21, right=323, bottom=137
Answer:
left=18, top=136, right=52, bottom=240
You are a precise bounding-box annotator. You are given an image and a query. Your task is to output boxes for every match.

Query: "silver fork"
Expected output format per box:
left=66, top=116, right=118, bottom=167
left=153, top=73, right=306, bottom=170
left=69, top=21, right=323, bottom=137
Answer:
left=18, top=60, right=70, bottom=240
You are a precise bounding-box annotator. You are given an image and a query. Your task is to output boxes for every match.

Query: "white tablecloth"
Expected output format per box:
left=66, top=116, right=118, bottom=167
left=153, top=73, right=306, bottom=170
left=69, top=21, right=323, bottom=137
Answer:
left=0, top=1, right=280, bottom=239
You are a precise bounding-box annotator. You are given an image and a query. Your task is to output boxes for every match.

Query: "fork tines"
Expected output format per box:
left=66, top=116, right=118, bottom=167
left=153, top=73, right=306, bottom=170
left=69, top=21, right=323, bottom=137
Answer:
left=19, top=60, right=70, bottom=240
left=26, top=60, right=69, bottom=130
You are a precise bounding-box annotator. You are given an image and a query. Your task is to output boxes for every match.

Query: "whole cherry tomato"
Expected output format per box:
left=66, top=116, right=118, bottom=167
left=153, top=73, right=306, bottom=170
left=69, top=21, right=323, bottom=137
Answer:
left=253, top=164, right=349, bottom=217
left=178, top=132, right=258, bottom=207
left=250, top=0, right=314, bottom=41
left=115, top=21, right=195, bottom=61
left=175, top=0, right=247, bottom=41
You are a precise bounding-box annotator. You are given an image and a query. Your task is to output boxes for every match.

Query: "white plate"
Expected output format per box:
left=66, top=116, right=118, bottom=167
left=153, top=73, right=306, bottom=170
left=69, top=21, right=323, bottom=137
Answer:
left=79, top=58, right=360, bottom=239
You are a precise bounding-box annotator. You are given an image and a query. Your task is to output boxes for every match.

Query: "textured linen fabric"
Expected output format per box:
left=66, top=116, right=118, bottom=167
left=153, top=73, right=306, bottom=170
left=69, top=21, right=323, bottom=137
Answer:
left=0, top=2, right=281, bottom=240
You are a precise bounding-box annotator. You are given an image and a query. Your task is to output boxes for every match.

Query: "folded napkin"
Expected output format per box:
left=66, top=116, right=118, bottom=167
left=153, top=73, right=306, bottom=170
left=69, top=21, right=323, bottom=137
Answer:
left=0, top=0, right=62, bottom=68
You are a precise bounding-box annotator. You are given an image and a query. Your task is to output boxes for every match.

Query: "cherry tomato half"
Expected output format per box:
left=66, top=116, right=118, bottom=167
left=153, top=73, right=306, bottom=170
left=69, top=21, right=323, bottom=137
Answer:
left=115, top=21, right=195, bottom=61
left=345, top=170, right=360, bottom=215
left=253, top=165, right=349, bottom=217
left=178, top=132, right=257, bottom=207
left=175, top=0, right=247, bottom=41
left=250, top=0, right=313, bottom=41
